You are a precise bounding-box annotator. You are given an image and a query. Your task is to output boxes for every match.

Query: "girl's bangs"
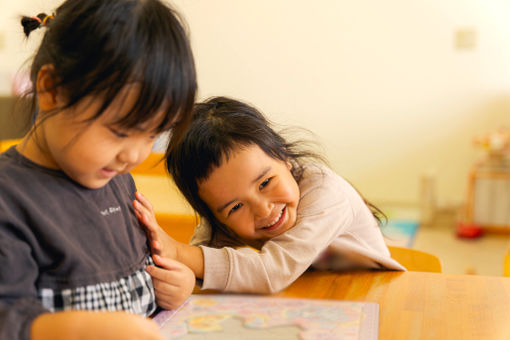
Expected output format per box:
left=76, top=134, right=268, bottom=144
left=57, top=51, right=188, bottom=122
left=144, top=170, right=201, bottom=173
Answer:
left=110, top=61, right=190, bottom=133
left=101, top=2, right=196, bottom=133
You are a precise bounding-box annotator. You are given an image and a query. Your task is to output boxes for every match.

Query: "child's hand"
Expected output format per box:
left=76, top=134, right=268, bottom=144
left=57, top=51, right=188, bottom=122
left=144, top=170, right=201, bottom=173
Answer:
left=31, top=310, right=165, bottom=340
left=133, top=192, right=178, bottom=260
left=146, top=254, right=196, bottom=310
left=133, top=192, right=204, bottom=279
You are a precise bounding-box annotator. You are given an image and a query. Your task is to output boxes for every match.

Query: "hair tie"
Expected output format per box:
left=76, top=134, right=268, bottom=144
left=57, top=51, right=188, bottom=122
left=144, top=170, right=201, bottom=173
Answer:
left=21, top=12, right=54, bottom=37
left=42, top=14, right=54, bottom=26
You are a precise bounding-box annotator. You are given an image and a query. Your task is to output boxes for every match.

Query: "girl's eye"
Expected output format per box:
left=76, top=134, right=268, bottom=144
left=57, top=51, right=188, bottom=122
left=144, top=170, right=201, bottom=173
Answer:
left=228, top=203, right=243, bottom=216
left=109, top=128, right=128, bottom=138
left=259, top=178, right=271, bottom=190
left=148, top=131, right=163, bottom=140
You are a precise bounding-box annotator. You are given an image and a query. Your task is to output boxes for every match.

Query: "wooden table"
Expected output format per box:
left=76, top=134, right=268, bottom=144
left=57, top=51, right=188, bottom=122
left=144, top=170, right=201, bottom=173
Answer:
left=275, top=270, right=510, bottom=340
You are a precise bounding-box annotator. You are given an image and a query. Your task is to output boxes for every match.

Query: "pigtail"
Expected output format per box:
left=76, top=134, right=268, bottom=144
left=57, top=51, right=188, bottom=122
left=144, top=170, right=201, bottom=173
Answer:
left=21, top=13, right=54, bottom=37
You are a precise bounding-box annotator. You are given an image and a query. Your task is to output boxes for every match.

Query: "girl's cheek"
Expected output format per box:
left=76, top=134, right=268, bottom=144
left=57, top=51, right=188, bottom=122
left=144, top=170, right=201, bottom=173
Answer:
left=278, top=187, right=296, bottom=200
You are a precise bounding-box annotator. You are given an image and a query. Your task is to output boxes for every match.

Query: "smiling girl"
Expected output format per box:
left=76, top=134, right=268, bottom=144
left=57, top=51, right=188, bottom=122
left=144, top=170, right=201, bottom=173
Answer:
left=135, top=96, right=404, bottom=295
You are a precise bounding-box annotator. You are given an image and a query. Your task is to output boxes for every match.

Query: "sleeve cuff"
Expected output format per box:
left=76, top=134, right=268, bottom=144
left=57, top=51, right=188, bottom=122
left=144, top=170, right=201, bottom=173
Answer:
left=199, top=246, right=230, bottom=291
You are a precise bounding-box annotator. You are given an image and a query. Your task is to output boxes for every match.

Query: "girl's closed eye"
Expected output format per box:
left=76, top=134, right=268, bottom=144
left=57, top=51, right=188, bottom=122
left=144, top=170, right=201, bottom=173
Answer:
left=108, top=127, right=129, bottom=138
left=259, top=177, right=272, bottom=190
left=147, top=129, right=164, bottom=140
left=228, top=203, right=243, bottom=216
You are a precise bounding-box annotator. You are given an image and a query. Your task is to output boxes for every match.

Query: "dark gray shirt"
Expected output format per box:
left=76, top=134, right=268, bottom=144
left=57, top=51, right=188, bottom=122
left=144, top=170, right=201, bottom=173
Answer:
left=0, top=146, right=154, bottom=339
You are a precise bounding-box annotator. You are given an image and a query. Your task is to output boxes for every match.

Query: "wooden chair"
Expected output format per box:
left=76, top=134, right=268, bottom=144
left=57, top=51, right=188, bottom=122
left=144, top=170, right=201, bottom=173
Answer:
left=0, top=138, right=21, bottom=153
left=130, top=152, right=167, bottom=176
left=155, top=212, right=198, bottom=243
left=131, top=152, right=197, bottom=243
left=388, top=245, right=442, bottom=273
left=503, top=250, right=510, bottom=277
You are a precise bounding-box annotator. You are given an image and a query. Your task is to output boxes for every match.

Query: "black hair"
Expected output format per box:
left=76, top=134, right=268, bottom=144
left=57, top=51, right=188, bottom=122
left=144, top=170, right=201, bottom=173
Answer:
left=20, top=0, right=196, bottom=144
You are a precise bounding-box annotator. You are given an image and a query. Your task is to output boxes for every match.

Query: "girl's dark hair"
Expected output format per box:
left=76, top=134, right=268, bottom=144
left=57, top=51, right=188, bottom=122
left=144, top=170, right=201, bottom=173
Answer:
left=167, top=97, right=386, bottom=235
left=20, top=0, right=196, bottom=144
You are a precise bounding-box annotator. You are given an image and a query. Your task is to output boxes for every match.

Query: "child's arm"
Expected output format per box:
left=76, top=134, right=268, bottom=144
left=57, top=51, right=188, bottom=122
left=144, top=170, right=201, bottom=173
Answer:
left=31, top=310, right=165, bottom=340
left=134, top=192, right=205, bottom=278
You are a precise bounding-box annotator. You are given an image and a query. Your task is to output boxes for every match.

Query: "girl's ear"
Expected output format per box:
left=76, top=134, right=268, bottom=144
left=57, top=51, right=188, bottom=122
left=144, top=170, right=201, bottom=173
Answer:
left=286, top=159, right=293, bottom=170
left=36, top=64, right=63, bottom=111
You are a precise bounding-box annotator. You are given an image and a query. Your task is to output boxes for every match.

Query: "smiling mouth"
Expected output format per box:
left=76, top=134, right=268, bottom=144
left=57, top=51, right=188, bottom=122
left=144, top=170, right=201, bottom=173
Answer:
left=261, top=206, right=286, bottom=231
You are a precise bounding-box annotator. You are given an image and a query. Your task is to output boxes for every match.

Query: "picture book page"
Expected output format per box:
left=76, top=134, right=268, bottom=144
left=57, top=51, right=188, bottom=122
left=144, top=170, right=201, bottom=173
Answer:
left=154, top=295, right=378, bottom=340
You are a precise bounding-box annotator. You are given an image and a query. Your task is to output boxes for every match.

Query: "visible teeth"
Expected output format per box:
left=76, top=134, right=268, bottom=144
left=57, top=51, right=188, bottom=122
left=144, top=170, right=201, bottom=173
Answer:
left=264, top=208, right=283, bottom=228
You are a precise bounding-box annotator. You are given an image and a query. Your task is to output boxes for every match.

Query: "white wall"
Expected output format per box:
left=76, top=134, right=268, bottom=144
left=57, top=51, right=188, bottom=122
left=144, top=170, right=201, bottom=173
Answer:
left=171, top=0, right=510, bottom=208
left=0, top=0, right=61, bottom=93
left=3, top=0, right=510, bottom=209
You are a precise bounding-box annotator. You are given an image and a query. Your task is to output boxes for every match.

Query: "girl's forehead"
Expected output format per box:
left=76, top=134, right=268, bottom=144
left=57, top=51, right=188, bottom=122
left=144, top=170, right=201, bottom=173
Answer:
left=200, top=145, right=282, bottom=187
left=219, top=144, right=265, bottom=170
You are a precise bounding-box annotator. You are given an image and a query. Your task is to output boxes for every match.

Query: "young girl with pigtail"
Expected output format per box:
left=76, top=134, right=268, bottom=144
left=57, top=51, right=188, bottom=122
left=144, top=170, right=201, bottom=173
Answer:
left=0, top=1, right=197, bottom=339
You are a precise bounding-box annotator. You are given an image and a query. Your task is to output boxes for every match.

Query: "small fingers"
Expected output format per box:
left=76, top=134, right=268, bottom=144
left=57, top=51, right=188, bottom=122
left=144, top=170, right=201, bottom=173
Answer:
left=151, top=274, right=183, bottom=292
left=151, top=275, right=194, bottom=310
left=133, top=201, right=159, bottom=231
left=132, top=199, right=150, bottom=218
left=151, top=254, right=181, bottom=271
left=135, top=192, right=155, bottom=213
left=147, top=259, right=195, bottom=287
left=140, top=211, right=156, bottom=228
left=152, top=240, right=161, bottom=252
left=155, top=293, right=187, bottom=310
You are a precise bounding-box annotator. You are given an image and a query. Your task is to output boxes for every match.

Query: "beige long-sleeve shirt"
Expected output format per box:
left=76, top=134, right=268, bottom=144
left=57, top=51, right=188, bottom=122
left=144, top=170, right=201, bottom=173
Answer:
left=191, top=163, right=405, bottom=294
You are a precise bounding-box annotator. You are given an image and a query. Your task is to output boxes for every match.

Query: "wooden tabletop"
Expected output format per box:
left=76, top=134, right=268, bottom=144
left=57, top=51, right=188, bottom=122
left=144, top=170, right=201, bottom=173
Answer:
left=275, top=270, right=510, bottom=340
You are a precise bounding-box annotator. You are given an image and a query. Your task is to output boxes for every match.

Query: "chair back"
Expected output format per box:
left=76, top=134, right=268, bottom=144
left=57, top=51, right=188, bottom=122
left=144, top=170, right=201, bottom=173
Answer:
left=0, top=139, right=21, bottom=153
left=155, top=213, right=198, bottom=243
left=131, top=152, right=197, bottom=243
left=388, top=245, right=442, bottom=273
left=503, top=251, right=510, bottom=277
left=130, top=152, right=167, bottom=176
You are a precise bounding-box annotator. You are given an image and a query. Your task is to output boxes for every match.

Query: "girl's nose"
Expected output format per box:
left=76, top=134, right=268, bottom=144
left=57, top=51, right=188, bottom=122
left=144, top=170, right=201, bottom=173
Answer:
left=253, top=198, right=274, bottom=218
left=117, top=146, right=142, bottom=165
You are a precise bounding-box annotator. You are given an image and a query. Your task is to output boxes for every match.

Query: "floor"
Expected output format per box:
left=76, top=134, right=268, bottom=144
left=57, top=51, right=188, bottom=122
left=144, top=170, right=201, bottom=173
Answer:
left=411, top=210, right=510, bottom=276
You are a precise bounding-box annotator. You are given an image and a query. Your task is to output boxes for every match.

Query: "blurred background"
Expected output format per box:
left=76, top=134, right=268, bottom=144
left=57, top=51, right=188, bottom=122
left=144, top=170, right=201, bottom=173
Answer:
left=2, top=0, right=510, bottom=275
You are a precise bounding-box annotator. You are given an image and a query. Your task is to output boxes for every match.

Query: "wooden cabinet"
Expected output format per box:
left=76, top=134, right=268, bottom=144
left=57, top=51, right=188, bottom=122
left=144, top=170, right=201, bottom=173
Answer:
left=0, top=96, right=30, bottom=140
left=465, top=158, right=510, bottom=230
